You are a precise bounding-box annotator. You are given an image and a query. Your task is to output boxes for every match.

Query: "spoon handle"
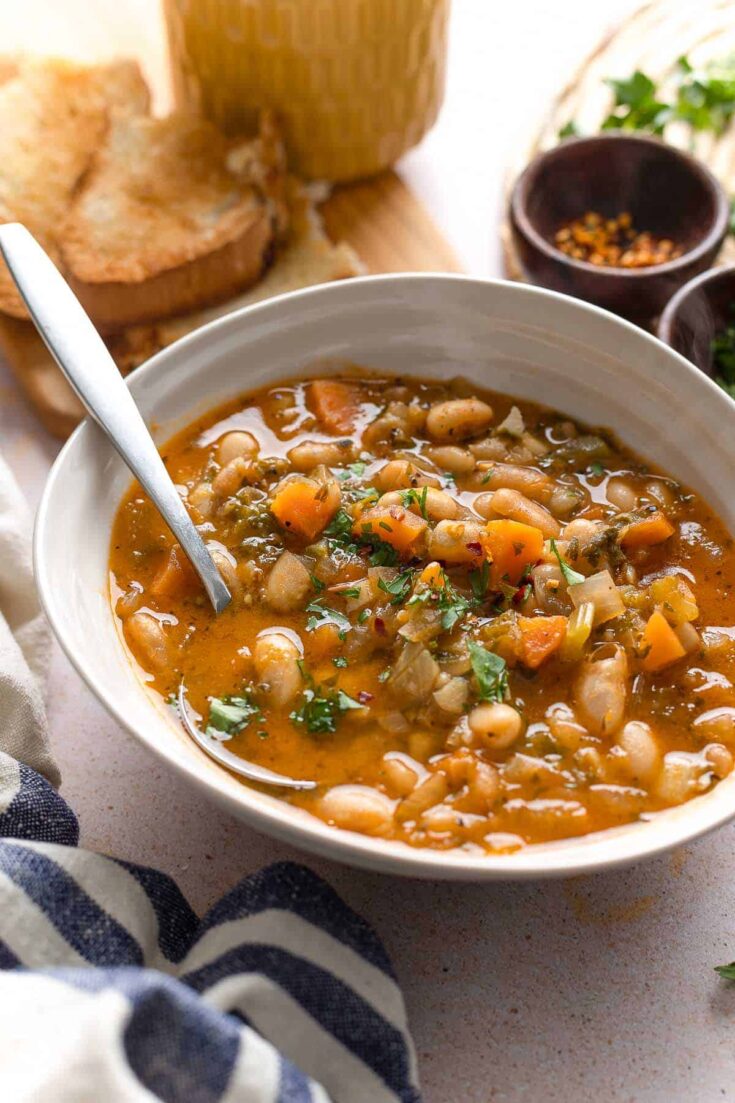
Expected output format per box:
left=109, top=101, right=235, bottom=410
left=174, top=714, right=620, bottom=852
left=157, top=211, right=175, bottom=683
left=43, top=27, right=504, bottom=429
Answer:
left=0, top=223, right=231, bottom=614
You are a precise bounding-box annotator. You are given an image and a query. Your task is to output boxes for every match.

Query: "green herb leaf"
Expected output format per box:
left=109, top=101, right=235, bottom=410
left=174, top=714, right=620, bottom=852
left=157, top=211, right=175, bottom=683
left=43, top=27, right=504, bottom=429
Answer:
left=290, top=684, right=364, bottom=734
left=558, top=120, right=580, bottom=139
left=324, top=508, right=359, bottom=555
left=715, top=962, right=735, bottom=980
left=309, top=572, right=325, bottom=592
left=206, top=694, right=260, bottom=739
left=337, top=461, right=367, bottom=481
left=437, top=574, right=470, bottom=631
left=305, top=599, right=351, bottom=634
left=378, top=569, right=414, bottom=605
left=357, top=608, right=371, bottom=624
left=400, top=486, right=429, bottom=520
left=367, top=538, right=399, bottom=567
left=550, top=538, right=586, bottom=586
left=469, top=560, right=490, bottom=603
left=588, top=461, right=605, bottom=477
left=468, top=641, right=509, bottom=703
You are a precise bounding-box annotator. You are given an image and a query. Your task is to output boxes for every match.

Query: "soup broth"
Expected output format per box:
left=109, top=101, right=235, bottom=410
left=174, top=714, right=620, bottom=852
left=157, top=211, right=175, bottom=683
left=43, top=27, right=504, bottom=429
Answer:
left=110, top=371, right=735, bottom=854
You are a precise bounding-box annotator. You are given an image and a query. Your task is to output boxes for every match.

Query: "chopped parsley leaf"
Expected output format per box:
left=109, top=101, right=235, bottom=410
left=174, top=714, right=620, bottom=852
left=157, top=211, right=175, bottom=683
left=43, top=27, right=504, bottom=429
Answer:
left=468, top=641, right=509, bottom=703
left=206, top=694, right=260, bottom=740
left=309, top=572, right=325, bottom=592
left=437, top=574, right=470, bottom=631
left=305, top=599, right=351, bottom=634
left=550, top=538, right=585, bottom=586
left=469, top=561, right=490, bottom=602
left=290, top=685, right=363, bottom=734
left=588, top=461, right=605, bottom=477
left=357, top=608, right=371, bottom=624
left=337, top=461, right=367, bottom=481
left=378, top=569, right=414, bottom=605
left=715, top=962, right=735, bottom=981
left=400, top=486, right=429, bottom=519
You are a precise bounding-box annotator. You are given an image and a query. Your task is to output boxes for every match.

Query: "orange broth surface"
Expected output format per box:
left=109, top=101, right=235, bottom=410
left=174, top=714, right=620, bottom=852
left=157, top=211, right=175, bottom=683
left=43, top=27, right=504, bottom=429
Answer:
left=109, top=370, right=735, bottom=854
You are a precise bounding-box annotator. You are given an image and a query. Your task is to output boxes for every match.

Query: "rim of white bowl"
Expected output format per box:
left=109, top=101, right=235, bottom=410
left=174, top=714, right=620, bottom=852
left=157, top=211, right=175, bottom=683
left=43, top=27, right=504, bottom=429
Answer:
left=34, top=272, right=735, bottom=880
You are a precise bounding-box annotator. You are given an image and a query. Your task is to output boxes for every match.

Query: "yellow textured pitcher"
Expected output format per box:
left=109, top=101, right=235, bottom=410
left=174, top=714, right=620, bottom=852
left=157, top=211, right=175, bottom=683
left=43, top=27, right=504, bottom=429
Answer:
left=164, top=0, right=450, bottom=181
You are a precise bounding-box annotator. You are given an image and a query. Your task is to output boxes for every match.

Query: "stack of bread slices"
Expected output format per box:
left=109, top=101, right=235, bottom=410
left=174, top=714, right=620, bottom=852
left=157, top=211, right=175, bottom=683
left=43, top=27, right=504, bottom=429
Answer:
left=0, top=56, right=362, bottom=434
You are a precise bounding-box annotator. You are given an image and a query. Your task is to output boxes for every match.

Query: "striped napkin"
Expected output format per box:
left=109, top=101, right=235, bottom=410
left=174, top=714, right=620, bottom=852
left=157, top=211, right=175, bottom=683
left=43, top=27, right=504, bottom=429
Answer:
left=0, top=452, right=420, bottom=1103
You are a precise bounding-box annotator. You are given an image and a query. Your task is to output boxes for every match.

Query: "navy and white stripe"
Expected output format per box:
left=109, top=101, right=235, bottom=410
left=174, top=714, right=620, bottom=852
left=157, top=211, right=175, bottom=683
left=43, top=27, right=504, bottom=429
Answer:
left=0, top=751, right=420, bottom=1102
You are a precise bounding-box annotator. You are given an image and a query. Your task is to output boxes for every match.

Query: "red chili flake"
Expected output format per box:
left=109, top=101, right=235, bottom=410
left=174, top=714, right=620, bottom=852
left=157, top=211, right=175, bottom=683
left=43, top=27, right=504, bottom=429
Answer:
left=466, top=542, right=482, bottom=555
left=358, top=691, right=374, bottom=704
left=374, top=617, right=386, bottom=635
left=512, top=583, right=532, bottom=605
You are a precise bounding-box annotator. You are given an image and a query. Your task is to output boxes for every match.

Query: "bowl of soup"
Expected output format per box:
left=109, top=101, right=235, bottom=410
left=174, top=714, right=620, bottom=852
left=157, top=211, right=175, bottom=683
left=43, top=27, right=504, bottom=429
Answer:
left=35, top=275, right=735, bottom=878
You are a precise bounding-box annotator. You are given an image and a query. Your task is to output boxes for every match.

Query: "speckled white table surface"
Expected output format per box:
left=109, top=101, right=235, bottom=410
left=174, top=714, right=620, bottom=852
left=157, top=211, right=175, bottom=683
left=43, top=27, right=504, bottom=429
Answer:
left=3, top=1, right=735, bottom=1100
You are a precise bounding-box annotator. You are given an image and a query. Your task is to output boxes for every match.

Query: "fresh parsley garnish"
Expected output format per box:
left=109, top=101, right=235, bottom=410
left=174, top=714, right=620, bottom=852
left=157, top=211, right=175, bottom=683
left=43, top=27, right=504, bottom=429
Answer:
left=563, top=55, right=735, bottom=138
left=469, top=560, right=490, bottom=603
left=290, top=685, right=363, bottom=734
left=715, top=962, right=735, bottom=981
left=337, top=461, right=367, bottom=481
left=550, top=538, right=585, bottom=586
left=378, top=569, right=414, bottom=605
left=436, top=574, right=470, bottom=631
left=712, top=311, right=735, bottom=398
left=324, top=508, right=359, bottom=555
left=400, top=486, right=429, bottom=520
left=309, top=572, right=325, bottom=592
left=468, top=641, right=509, bottom=703
left=588, top=461, right=605, bottom=477
left=357, top=608, right=371, bottom=624
left=305, top=599, right=351, bottom=637
left=206, top=694, right=260, bottom=740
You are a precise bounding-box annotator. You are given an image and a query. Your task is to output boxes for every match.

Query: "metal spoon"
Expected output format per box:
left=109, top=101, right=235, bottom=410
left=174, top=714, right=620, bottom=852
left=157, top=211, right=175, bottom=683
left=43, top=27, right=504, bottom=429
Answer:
left=0, top=222, right=231, bottom=614
left=0, top=224, right=315, bottom=791
left=178, top=684, right=316, bottom=791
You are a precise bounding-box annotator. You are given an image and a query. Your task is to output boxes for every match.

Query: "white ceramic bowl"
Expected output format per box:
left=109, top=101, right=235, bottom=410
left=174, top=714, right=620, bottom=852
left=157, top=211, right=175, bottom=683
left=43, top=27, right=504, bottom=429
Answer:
left=35, top=274, right=735, bottom=879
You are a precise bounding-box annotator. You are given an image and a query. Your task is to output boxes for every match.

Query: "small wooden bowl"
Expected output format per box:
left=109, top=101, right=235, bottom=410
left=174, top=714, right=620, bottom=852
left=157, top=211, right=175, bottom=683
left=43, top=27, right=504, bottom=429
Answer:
left=510, top=134, right=729, bottom=325
left=658, top=265, right=735, bottom=377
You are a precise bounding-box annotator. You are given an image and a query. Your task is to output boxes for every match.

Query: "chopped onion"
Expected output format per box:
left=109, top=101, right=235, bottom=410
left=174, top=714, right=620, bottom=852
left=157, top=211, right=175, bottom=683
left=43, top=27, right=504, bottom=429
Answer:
left=389, top=642, right=439, bottom=704
left=560, top=601, right=594, bottom=661
left=432, top=676, right=469, bottom=715
left=497, top=405, right=525, bottom=438
left=569, top=570, right=625, bottom=625
left=674, top=621, right=700, bottom=654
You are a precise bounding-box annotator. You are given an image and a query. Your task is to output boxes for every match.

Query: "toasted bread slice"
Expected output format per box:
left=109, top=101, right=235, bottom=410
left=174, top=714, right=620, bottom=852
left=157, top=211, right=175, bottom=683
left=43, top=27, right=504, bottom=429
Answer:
left=59, top=113, right=280, bottom=330
left=107, top=180, right=363, bottom=370
left=0, top=57, right=149, bottom=318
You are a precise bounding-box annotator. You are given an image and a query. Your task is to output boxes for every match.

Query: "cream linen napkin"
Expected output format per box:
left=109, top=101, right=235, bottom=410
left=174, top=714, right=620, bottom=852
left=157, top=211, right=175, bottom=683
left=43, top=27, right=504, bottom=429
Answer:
left=0, top=451, right=59, bottom=787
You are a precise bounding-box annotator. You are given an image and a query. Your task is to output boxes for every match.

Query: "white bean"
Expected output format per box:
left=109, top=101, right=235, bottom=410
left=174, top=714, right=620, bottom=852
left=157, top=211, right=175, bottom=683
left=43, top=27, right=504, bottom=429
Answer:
left=217, top=431, right=259, bottom=466
left=378, top=487, right=458, bottom=521
left=424, top=445, right=476, bottom=475
left=287, top=439, right=355, bottom=472
left=253, top=631, right=302, bottom=709
left=490, top=487, right=561, bottom=538
left=319, top=786, right=394, bottom=836
left=616, top=720, right=661, bottom=785
left=374, top=460, right=440, bottom=492
left=574, top=648, right=627, bottom=737
left=212, top=457, right=249, bottom=498
left=468, top=703, right=523, bottom=750
left=427, top=519, right=484, bottom=564
left=265, top=551, right=312, bottom=612
left=124, top=611, right=169, bottom=671
left=426, top=398, right=494, bottom=442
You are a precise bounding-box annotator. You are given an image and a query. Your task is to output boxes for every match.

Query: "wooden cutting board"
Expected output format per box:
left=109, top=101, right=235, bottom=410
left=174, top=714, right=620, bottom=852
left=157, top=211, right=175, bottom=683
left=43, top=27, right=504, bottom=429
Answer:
left=502, top=0, right=735, bottom=279
left=0, top=0, right=460, bottom=440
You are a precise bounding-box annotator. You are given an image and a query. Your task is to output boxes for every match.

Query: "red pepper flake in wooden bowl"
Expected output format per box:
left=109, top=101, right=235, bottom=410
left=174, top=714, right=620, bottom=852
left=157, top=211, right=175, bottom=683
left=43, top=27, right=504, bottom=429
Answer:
left=553, top=210, right=682, bottom=268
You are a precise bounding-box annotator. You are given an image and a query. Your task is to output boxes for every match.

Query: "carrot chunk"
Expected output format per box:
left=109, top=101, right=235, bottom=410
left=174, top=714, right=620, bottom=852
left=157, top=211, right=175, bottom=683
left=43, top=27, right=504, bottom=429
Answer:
left=640, top=609, right=687, bottom=672
left=150, top=544, right=201, bottom=599
left=309, top=379, right=361, bottom=435
left=481, top=519, right=545, bottom=585
left=518, top=615, right=567, bottom=669
left=271, top=476, right=339, bottom=542
left=619, top=511, right=675, bottom=548
left=353, top=505, right=427, bottom=557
